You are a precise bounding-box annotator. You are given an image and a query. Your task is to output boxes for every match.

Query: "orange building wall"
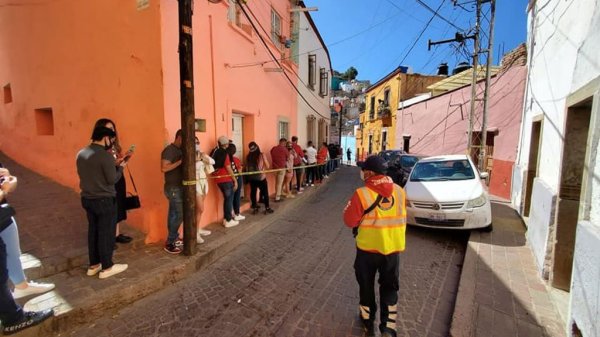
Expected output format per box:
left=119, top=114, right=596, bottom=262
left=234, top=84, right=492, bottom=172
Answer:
left=0, top=0, right=300, bottom=244
left=0, top=0, right=168, bottom=241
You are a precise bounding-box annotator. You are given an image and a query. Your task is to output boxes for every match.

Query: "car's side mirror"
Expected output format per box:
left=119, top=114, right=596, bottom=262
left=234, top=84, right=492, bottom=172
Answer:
left=480, top=172, right=489, bottom=179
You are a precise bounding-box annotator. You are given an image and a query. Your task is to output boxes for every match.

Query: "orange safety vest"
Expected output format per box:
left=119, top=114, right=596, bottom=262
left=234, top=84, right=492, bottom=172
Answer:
left=355, top=185, right=407, bottom=255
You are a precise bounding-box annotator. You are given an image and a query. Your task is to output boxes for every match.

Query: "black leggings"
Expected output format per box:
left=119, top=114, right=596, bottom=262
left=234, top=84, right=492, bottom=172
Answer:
left=250, top=179, right=270, bottom=208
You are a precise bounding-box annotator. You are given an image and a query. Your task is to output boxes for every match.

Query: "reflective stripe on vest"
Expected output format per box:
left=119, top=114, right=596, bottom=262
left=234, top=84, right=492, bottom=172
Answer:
left=355, top=185, right=407, bottom=254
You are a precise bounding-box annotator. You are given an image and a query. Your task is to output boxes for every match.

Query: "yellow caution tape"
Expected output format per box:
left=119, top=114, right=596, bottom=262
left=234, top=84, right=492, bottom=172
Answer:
left=180, top=158, right=344, bottom=185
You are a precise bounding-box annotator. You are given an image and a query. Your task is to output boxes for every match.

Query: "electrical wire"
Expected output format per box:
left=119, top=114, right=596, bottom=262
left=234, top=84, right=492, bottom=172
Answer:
left=241, top=2, right=333, bottom=113
left=236, top=0, right=330, bottom=120
left=413, top=0, right=465, bottom=31
left=227, top=11, right=401, bottom=69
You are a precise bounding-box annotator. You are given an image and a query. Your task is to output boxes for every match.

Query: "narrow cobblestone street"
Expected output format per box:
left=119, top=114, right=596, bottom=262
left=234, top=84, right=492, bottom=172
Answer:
left=68, top=168, right=467, bottom=337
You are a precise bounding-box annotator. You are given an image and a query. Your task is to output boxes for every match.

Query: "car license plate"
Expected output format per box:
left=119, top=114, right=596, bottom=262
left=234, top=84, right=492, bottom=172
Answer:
left=429, top=213, right=446, bottom=221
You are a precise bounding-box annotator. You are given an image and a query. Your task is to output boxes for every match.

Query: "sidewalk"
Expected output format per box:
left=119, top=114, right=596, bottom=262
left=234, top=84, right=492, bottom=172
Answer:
left=450, top=199, right=566, bottom=337
left=0, top=151, right=335, bottom=337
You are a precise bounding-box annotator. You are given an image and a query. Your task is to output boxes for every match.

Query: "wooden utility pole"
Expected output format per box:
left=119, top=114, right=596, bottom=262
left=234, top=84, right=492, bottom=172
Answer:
left=178, top=0, right=197, bottom=256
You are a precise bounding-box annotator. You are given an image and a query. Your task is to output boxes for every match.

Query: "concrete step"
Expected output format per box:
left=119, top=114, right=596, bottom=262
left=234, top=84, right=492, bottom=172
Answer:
left=10, top=176, right=335, bottom=337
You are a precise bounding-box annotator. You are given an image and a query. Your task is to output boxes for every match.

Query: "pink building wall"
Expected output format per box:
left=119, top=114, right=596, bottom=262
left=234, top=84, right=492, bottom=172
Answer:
left=0, top=0, right=299, bottom=243
left=159, top=1, right=298, bottom=241
left=395, top=65, right=527, bottom=199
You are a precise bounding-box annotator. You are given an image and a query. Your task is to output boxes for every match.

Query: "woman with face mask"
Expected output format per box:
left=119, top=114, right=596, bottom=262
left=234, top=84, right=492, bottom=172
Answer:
left=194, top=137, right=214, bottom=244
left=93, top=119, right=133, bottom=248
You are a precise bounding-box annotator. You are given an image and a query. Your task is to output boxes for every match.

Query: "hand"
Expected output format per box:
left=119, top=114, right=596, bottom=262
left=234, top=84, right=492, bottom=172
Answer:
left=0, top=168, right=10, bottom=177
left=0, top=175, right=17, bottom=194
left=233, top=180, right=238, bottom=191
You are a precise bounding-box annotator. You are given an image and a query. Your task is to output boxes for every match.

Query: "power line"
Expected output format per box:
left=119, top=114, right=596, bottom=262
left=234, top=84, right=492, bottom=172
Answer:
left=413, top=0, right=465, bottom=31
left=241, top=2, right=333, bottom=113
left=227, top=11, right=401, bottom=69
left=365, top=0, right=447, bottom=105
left=236, top=0, right=330, bottom=120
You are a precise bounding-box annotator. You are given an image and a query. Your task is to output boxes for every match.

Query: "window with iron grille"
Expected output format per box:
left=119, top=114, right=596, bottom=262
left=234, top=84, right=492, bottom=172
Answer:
left=369, top=96, right=375, bottom=120
left=271, top=9, right=282, bottom=48
left=308, top=55, right=316, bottom=89
left=278, top=121, right=289, bottom=140
left=319, top=68, right=329, bottom=97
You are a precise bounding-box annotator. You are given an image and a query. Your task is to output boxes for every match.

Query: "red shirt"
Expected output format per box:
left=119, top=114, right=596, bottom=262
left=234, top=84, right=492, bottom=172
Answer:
left=270, top=145, right=288, bottom=169
left=213, top=155, right=233, bottom=184
left=292, top=143, right=303, bottom=166
left=317, top=147, right=328, bottom=164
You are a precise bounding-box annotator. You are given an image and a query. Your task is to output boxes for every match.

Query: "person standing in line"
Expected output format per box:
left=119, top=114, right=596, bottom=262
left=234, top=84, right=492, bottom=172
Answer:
left=246, top=142, right=273, bottom=214
left=160, top=129, right=184, bottom=254
left=291, top=136, right=305, bottom=193
left=282, top=141, right=296, bottom=199
left=194, top=137, right=213, bottom=244
left=227, top=143, right=246, bottom=222
left=0, top=165, right=55, bottom=299
left=211, top=136, right=239, bottom=228
left=305, top=141, right=317, bottom=186
left=76, top=126, right=128, bottom=278
left=93, top=119, right=133, bottom=247
left=347, top=147, right=352, bottom=165
left=316, top=142, right=329, bottom=183
left=270, top=138, right=288, bottom=202
left=343, top=155, right=407, bottom=337
left=0, top=234, right=53, bottom=334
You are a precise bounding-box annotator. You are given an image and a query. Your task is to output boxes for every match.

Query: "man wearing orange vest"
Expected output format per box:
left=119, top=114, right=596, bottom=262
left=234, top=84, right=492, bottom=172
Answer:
left=343, top=155, right=407, bottom=337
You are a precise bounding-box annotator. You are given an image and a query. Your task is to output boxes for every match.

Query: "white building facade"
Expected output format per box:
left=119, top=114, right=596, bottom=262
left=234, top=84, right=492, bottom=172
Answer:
left=511, top=0, right=600, bottom=335
left=293, top=4, right=331, bottom=147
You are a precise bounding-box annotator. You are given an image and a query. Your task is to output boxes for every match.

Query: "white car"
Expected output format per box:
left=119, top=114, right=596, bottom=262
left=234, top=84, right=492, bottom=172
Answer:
left=403, top=154, right=492, bottom=231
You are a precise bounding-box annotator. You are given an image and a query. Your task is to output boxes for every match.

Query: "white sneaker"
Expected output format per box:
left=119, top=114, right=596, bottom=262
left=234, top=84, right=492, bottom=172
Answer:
left=12, top=281, right=55, bottom=299
left=234, top=214, right=246, bottom=221
left=198, top=228, right=212, bottom=236
left=86, top=265, right=102, bottom=276
left=223, top=219, right=239, bottom=228
left=196, top=233, right=205, bottom=244
left=99, top=264, right=128, bottom=279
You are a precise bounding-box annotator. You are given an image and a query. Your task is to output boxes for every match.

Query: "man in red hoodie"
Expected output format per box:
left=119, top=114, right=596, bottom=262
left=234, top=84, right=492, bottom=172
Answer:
left=343, top=155, right=407, bottom=337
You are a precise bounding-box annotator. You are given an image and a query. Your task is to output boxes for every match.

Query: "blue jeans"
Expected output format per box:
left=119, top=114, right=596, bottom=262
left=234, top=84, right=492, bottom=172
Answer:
left=0, top=234, right=23, bottom=325
left=217, top=182, right=234, bottom=222
left=0, top=219, right=27, bottom=285
left=81, top=197, right=116, bottom=269
left=164, top=187, right=183, bottom=245
left=233, top=176, right=242, bottom=215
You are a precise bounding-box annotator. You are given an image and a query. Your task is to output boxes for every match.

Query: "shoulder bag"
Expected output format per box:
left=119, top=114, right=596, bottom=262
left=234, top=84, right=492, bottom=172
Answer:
left=124, top=167, right=141, bottom=211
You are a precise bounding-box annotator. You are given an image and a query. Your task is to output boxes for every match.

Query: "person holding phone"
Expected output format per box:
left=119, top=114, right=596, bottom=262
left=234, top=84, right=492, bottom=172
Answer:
left=93, top=119, right=133, bottom=246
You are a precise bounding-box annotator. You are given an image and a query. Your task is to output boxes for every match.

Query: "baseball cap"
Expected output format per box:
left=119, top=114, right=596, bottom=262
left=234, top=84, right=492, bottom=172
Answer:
left=217, top=136, right=229, bottom=146
left=357, top=155, right=387, bottom=174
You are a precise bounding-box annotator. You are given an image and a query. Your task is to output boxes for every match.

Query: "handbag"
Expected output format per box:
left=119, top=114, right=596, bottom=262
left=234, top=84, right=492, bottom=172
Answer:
left=124, top=167, right=141, bottom=211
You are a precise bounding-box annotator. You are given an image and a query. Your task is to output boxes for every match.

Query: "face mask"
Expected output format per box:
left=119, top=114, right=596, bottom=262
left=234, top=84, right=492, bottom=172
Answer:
left=360, top=170, right=365, bottom=181
left=104, top=138, right=113, bottom=151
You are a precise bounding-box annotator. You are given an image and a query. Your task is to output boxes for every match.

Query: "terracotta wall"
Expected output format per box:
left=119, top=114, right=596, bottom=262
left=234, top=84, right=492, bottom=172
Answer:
left=0, top=1, right=167, bottom=238
left=396, top=65, right=527, bottom=199
left=0, top=0, right=299, bottom=243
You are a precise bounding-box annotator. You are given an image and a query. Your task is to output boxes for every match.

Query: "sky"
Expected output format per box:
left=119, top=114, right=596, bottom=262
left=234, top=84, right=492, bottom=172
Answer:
left=302, top=0, right=528, bottom=83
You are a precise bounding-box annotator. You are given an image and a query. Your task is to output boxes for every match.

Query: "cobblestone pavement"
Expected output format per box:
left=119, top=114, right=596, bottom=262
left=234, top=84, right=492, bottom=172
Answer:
left=69, top=168, right=468, bottom=337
